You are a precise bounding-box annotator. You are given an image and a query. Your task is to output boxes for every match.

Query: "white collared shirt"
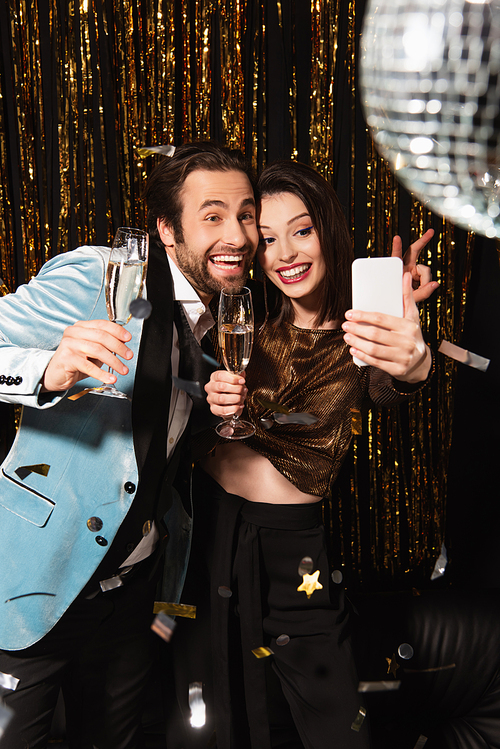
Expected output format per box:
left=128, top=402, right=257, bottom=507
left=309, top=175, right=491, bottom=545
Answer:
left=167, top=255, right=214, bottom=459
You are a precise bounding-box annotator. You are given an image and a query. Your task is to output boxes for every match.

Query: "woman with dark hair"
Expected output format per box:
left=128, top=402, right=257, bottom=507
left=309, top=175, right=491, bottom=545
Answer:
left=180, top=160, right=435, bottom=749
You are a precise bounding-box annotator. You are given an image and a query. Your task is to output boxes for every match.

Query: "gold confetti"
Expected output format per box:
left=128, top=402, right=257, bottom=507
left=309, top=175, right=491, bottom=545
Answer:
left=252, top=646, right=274, bottom=659
left=350, top=408, right=362, bottom=435
left=67, top=388, right=92, bottom=401
left=351, top=707, right=367, bottom=732
left=15, top=463, right=50, bottom=480
left=153, top=602, right=196, bottom=619
left=386, top=653, right=400, bottom=678
left=135, top=144, right=176, bottom=158
left=297, top=570, right=323, bottom=599
left=257, top=398, right=290, bottom=414
left=404, top=663, right=456, bottom=674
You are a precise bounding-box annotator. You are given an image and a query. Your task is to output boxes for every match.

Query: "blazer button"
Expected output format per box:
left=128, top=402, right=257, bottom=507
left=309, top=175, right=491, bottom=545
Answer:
left=95, top=536, right=108, bottom=546
left=15, top=376, right=23, bottom=385
left=124, top=482, right=136, bottom=494
left=87, top=517, right=103, bottom=532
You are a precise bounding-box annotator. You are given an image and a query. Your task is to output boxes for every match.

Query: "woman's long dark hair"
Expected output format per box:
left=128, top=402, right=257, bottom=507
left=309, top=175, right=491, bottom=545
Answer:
left=257, top=160, right=353, bottom=327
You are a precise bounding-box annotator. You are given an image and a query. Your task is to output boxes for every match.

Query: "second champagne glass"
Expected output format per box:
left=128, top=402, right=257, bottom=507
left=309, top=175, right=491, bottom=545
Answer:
left=89, top=227, right=149, bottom=399
left=216, top=286, right=255, bottom=439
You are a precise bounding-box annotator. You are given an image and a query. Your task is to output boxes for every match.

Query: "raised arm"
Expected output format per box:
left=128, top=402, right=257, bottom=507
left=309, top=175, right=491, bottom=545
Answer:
left=391, top=228, right=439, bottom=303
left=342, top=271, right=432, bottom=384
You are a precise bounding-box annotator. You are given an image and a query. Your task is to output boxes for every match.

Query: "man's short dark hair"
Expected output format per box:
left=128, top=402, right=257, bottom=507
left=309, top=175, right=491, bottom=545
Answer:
left=143, top=141, right=256, bottom=244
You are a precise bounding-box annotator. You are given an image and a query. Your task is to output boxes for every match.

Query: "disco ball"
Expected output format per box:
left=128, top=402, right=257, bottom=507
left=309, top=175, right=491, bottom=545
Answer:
left=359, top=0, right=500, bottom=239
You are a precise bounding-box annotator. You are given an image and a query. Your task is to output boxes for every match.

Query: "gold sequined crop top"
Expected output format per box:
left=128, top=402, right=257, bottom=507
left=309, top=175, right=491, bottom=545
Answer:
left=241, top=320, right=421, bottom=497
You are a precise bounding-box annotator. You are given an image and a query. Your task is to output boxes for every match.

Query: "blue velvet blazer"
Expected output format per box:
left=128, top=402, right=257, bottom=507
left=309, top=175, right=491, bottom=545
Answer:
left=0, top=246, right=191, bottom=650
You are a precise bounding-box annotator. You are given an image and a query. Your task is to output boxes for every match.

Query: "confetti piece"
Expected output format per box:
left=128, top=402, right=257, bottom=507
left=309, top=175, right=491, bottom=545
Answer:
left=129, top=298, right=152, bottom=319
left=438, top=339, right=490, bottom=372
left=68, top=388, right=92, bottom=401
left=298, top=557, right=314, bottom=576
left=331, top=570, right=343, bottom=584
left=172, top=376, right=203, bottom=399
left=386, top=653, right=400, bottom=678
left=297, top=570, right=323, bottom=598
left=257, top=398, right=290, bottom=414
left=0, top=672, right=19, bottom=691
left=404, top=663, right=456, bottom=674
left=15, top=463, right=50, bottom=480
left=276, top=634, right=290, bottom=646
left=99, top=576, right=124, bottom=592
left=358, top=680, right=401, bottom=692
left=189, top=682, right=206, bottom=728
left=431, top=543, right=448, bottom=580
left=259, top=417, right=274, bottom=430
left=351, top=707, right=366, bottom=732
left=273, top=412, right=318, bottom=426
left=398, top=643, right=414, bottom=660
left=151, top=611, right=177, bottom=642
left=202, top=352, right=221, bottom=368
left=218, top=586, right=232, bottom=598
left=252, top=647, right=274, bottom=659
left=153, top=602, right=196, bottom=619
left=136, top=144, right=176, bottom=158
left=413, top=736, right=428, bottom=748
left=350, top=408, right=362, bottom=435
left=0, top=698, right=14, bottom=736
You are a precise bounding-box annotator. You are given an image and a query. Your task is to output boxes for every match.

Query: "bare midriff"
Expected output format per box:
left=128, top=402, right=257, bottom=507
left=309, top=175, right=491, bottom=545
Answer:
left=200, top=441, right=322, bottom=504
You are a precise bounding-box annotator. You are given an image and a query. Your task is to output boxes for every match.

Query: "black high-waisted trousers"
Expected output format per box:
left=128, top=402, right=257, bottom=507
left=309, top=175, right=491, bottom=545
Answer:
left=171, top=467, right=371, bottom=749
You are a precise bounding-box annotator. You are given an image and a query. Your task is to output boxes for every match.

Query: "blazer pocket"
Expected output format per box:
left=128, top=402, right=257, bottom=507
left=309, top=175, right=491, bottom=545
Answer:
left=0, top=469, right=55, bottom=527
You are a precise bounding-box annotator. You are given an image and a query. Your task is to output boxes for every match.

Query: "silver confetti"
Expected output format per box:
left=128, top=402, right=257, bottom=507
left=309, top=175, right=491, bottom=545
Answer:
left=413, top=736, right=428, bottom=749
left=358, top=680, right=401, bottom=692
left=129, top=298, right=152, bottom=319
left=0, top=672, right=19, bottom=692
left=259, top=417, right=274, bottom=430
left=276, top=634, right=290, bottom=646
left=398, top=643, right=414, bottom=660
left=438, top=340, right=490, bottom=372
left=273, top=412, right=318, bottom=426
left=172, top=376, right=203, bottom=399
left=151, top=611, right=177, bottom=643
left=351, top=707, right=367, bottom=732
left=189, top=682, right=206, bottom=728
left=431, top=543, right=448, bottom=580
left=298, top=556, right=314, bottom=576
left=331, top=570, right=343, bottom=584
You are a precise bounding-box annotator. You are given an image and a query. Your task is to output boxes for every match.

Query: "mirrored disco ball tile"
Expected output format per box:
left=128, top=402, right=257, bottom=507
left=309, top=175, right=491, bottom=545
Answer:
left=360, top=0, right=500, bottom=239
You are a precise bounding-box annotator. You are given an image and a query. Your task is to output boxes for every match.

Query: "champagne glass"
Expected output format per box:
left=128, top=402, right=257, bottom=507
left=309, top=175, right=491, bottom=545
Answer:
left=216, top=286, right=255, bottom=439
left=89, top=227, right=149, bottom=399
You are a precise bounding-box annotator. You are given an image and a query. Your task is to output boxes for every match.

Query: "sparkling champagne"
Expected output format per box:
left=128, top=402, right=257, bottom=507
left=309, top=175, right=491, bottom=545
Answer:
left=219, top=323, right=254, bottom=373
left=106, top=260, right=147, bottom=325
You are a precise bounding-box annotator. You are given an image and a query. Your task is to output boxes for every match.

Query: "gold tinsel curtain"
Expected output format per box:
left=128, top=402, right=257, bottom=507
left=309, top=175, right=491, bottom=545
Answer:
left=0, top=0, right=475, bottom=590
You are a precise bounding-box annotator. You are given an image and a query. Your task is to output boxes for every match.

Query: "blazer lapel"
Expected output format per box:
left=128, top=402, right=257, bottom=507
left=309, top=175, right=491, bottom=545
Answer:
left=132, top=241, right=174, bottom=475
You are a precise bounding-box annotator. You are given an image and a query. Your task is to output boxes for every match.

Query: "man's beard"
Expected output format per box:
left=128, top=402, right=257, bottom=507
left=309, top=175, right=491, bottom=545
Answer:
left=174, top=242, right=254, bottom=297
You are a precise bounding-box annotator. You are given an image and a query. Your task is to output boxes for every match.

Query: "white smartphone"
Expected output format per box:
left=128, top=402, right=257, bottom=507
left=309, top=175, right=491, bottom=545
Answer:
left=351, top=256, right=403, bottom=366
